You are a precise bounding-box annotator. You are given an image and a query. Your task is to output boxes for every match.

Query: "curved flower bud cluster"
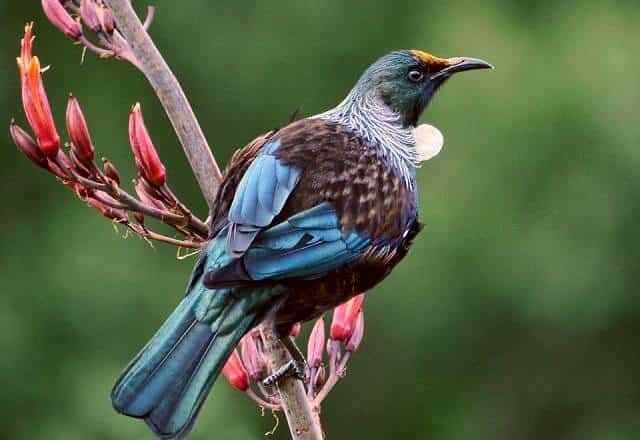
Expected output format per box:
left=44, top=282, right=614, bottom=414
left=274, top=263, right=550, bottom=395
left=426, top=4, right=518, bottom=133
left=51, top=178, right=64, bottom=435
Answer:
left=10, top=24, right=209, bottom=250
left=222, top=295, right=367, bottom=410
left=40, top=0, right=156, bottom=68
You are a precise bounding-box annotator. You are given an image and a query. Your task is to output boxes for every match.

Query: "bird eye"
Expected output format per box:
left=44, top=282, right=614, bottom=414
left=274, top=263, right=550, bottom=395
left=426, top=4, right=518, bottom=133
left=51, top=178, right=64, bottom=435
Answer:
left=407, top=70, right=424, bottom=83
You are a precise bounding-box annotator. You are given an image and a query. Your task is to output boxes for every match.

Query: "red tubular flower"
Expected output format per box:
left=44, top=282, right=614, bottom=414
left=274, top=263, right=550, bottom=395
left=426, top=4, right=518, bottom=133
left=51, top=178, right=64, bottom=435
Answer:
left=66, top=95, right=95, bottom=164
left=68, top=149, right=93, bottom=178
left=10, top=120, right=48, bottom=169
left=41, top=0, right=82, bottom=40
left=129, top=103, right=166, bottom=186
left=345, top=311, right=365, bottom=352
left=17, top=24, right=60, bottom=157
left=290, top=322, right=301, bottom=338
left=307, top=317, right=325, bottom=369
left=330, top=293, right=365, bottom=341
left=103, top=159, right=121, bottom=185
left=79, top=0, right=101, bottom=33
left=222, top=350, right=249, bottom=392
left=313, top=364, right=326, bottom=389
left=134, top=178, right=166, bottom=210
left=97, top=5, right=115, bottom=34
left=240, top=334, right=263, bottom=382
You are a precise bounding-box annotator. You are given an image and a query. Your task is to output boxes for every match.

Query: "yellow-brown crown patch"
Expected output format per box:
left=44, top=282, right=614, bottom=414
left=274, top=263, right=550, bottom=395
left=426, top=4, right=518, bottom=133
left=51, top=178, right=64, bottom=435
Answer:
left=411, top=50, right=450, bottom=69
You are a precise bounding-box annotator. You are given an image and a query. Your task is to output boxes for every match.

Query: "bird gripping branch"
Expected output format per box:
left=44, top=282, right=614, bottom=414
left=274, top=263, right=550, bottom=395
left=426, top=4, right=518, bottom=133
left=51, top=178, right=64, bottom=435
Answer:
left=111, top=49, right=491, bottom=439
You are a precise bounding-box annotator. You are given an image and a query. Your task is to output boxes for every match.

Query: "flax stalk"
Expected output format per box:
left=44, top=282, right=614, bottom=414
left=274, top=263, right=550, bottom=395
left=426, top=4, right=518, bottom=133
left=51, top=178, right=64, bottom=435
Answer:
left=103, top=0, right=221, bottom=210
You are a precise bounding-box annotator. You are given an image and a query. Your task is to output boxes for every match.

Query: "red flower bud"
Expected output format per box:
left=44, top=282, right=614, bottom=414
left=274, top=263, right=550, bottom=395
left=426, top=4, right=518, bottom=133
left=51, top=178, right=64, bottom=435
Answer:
left=290, top=322, right=301, bottom=338
left=72, top=183, right=89, bottom=199
left=10, top=120, right=48, bottom=169
left=41, top=0, right=82, bottom=40
left=69, top=148, right=93, bottom=178
left=222, top=350, right=249, bottom=392
left=17, top=24, right=60, bottom=157
left=330, top=293, right=365, bottom=341
left=97, top=5, right=115, bottom=34
left=326, top=338, right=341, bottom=369
left=79, top=0, right=101, bottom=32
left=240, top=334, right=263, bottom=382
left=345, top=311, right=364, bottom=352
left=133, top=211, right=145, bottom=226
left=66, top=95, right=95, bottom=164
left=92, top=191, right=121, bottom=208
left=102, top=159, right=120, bottom=185
left=307, top=317, right=325, bottom=369
left=86, top=196, right=126, bottom=222
left=313, top=364, right=326, bottom=389
left=128, top=103, right=166, bottom=186
left=48, top=156, right=70, bottom=180
left=134, top=178, right=166, bottom=210
left=54, top=149, right=75, bottom=178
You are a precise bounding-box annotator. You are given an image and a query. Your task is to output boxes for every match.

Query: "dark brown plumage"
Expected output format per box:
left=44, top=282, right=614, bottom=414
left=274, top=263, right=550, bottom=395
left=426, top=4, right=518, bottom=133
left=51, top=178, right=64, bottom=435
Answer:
left=208, top=118, right=421, bottom=331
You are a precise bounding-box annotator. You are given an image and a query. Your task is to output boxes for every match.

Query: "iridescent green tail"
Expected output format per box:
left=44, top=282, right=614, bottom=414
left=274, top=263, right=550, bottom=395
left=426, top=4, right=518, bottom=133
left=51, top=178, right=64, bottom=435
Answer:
left=111, top=284, right=255, bottom=440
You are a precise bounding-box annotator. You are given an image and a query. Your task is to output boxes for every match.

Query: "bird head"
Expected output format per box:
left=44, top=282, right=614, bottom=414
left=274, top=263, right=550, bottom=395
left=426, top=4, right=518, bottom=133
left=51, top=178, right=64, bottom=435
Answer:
left=354, top=50, right=492, bottom=127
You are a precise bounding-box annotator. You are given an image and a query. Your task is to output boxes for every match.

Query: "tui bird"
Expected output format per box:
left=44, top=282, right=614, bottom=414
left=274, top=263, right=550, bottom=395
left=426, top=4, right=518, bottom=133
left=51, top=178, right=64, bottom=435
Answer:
left=111, top=50, right=491, bottom=439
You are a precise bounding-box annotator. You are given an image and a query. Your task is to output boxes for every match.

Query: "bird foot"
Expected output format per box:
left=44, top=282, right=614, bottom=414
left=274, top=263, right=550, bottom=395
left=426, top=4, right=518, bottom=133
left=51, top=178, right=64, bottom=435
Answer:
left=262, top=360, right=306, bottom=387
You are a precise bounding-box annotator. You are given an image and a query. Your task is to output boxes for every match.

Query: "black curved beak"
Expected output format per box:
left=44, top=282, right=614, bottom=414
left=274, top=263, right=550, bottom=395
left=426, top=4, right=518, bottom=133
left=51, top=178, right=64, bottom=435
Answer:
left=430, top=57, right=493, bottom=80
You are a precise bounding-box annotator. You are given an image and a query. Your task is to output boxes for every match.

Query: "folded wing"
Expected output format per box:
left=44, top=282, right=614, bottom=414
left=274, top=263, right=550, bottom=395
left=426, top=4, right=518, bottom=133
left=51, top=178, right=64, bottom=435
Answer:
left=205, top=202, right=371, bottom=288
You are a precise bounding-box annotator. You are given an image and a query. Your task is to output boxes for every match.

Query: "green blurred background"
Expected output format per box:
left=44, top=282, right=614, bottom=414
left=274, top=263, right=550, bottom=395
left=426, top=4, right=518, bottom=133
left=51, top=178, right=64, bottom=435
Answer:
left=1, top=1, right=639, bottom=439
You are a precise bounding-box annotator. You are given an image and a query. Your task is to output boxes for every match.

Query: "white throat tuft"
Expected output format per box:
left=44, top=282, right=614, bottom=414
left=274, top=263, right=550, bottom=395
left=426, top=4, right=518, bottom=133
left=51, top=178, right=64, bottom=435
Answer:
left=314, top=90, right=421, bottom=188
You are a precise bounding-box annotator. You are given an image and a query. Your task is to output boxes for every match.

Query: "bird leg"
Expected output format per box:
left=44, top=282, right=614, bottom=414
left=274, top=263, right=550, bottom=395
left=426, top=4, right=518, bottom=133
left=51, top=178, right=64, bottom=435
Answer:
left=262, top=336, right=307, bottom=387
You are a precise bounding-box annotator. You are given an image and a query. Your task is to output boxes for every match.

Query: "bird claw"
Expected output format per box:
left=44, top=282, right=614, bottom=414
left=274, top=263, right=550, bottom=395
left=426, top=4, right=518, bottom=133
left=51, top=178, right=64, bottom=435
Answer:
left=262, top=360, right=306, bottom=387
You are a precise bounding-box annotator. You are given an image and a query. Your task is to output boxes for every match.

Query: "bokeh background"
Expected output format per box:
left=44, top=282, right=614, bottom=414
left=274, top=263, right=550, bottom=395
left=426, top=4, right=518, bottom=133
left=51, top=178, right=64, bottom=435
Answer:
left=1, top=1, right=639, bottom=439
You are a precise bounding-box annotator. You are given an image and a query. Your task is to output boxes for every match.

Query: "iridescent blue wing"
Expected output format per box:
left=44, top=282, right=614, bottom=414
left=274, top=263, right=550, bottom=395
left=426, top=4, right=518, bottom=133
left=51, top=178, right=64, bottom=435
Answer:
left=204, top=202, right=371, bottom=288
left=226, top=139, right=301, bottom=257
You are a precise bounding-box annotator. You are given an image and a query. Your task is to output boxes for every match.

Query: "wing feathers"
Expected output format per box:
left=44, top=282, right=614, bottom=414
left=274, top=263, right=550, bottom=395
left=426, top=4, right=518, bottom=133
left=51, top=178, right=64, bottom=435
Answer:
left=226, top=139, right=301, bottom=256
left=205, top=203, right=370, bottom=289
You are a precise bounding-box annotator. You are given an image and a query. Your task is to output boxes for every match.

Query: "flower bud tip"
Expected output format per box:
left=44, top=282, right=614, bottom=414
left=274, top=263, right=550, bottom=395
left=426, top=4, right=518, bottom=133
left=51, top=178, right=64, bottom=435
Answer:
left=222, top=350, right=249, bottom=392
left=41, top=0, right=82, bottom=40
left=307, top=317, right=325, bottom=369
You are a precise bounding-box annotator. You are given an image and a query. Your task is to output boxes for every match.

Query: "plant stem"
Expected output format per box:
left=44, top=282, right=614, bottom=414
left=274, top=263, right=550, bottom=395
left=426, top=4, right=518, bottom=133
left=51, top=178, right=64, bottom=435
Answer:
left=260, top=323, right=323, bottom=440
left=102, top=0, right=221, bottom=210
left=101, top=2, right=323, bottom=438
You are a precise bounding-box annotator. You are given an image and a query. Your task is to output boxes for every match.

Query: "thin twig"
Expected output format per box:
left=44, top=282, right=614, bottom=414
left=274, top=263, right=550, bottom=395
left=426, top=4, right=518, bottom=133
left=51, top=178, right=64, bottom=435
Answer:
left=127, top=223, right=204, bottom=249
left=246, top=388, right=281, bottom=412
left=103, top=0, right=222, bottom=210
left=78, top=35, right=114, bottom=58
left=142, top=5, right=155, bottom=30
left=72, top=173, right=207, bottom=237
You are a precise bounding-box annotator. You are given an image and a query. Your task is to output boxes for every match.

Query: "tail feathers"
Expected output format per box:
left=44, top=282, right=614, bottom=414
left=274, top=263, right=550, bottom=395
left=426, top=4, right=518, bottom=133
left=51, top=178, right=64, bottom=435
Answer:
left=144, top=329, right=247, bottom=438
left=111, top=291, right=255, bottom=439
